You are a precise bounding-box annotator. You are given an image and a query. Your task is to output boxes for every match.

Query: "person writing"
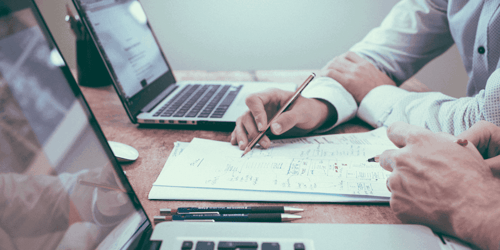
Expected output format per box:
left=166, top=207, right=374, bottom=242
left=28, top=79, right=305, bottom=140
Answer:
left=231, top=0, right=500, bottom=149
left=379, top=120, right=500, bottom=250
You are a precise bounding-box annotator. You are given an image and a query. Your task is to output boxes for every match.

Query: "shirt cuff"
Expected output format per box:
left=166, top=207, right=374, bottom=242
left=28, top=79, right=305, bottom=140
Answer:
left=358, top=85, right=411, bottom=128
left=301, top=76, right=357, bottom=133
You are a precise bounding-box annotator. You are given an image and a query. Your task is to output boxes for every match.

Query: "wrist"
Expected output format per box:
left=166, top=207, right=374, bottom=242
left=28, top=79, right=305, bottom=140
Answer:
left=474, top=205, right=500, bottom=250
left=313, top=98, right=338, bottom=131
left=452, top=184, right=500, bottom=250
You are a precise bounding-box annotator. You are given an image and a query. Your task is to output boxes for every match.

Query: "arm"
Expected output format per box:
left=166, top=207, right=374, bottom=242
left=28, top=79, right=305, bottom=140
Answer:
left=358, top=68, right=500, bottom=135
left=322, top=0, right=453, bottom=104
left=379, top=122, right=500, bottom=250
left=349, top=0, right=453, bottom=85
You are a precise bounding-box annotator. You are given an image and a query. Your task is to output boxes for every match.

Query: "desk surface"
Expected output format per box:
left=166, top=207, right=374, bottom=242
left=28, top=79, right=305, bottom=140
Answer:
left=80, top=70, right=430, bottom=225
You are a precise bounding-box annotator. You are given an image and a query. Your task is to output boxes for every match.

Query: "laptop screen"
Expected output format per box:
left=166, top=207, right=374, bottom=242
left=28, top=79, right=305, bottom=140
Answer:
left=0, top=1, right=150, bottom=249
left=74, top=0, right=177, bottom=119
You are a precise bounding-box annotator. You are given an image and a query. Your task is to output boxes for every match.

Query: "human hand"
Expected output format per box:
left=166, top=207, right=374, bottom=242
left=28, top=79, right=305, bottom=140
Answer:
left=230, top=88, right=333, bottom=150
left=458, top=120, right=500, bottom=175
left=321, top=51, right=396, bottom=104
left=379, top=122, right=500, bottom=250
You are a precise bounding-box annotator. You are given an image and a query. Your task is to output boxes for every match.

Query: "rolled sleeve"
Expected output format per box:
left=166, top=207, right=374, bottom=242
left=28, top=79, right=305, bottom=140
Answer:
left=357, top=85, right=411, bottom=128
left=301, top=77, right=357, bottom=132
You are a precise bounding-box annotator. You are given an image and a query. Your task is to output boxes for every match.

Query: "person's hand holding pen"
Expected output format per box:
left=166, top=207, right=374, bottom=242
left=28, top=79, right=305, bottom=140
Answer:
left=377, top=121, right=500, bottom=250
left=231, top=73, right=336, bottom=151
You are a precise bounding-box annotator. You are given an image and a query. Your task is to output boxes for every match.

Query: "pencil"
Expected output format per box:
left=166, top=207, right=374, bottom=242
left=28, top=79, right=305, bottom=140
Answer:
left=241, top=73, right=316, bottom=157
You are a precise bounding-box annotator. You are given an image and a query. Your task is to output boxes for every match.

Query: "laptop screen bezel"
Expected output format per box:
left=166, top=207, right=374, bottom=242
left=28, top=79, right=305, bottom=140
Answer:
left=72, top=0, right=177, bottom=123
left=1, top=0, right=154, bottom=247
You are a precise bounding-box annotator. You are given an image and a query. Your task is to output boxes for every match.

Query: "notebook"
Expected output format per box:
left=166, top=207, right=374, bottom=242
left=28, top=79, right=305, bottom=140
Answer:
left=0, top=0, right=470, bottom=249
left=70, top=0, right=296, bottom=127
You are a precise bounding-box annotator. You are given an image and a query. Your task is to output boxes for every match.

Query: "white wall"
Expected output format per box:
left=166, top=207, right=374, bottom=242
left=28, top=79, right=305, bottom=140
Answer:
left=37, top=0, right=469, bottom=98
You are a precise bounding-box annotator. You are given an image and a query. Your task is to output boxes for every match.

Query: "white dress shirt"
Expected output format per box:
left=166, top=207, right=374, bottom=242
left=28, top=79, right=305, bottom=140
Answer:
left=303, top=0, right=500, bottom=135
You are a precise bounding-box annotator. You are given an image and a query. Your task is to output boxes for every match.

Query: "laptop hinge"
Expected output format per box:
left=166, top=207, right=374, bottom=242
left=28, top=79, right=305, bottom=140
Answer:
left=141, top=84, right=178, bottom=113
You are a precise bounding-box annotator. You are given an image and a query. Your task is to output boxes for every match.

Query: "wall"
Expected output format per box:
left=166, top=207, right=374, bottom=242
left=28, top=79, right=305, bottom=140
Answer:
left=36, top=0, right=469, bottom=98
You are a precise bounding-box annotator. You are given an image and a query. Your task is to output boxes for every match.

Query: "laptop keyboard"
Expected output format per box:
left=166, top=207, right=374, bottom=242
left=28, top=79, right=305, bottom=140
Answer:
left=180, top=240, right=306, bottom=250
left=153, top=84, right=242, bottom=119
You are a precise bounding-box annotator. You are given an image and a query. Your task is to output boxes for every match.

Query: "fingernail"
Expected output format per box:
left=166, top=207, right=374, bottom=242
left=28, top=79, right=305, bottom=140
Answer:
left=260, top=140, right=269, bottom=148
left=238, top=141, right=244, bottom=147
left=271, top=123, right=282, bottom=134
left=257, top=122, right=263, bottom=131
left=454, top=139, right=468, bottom=147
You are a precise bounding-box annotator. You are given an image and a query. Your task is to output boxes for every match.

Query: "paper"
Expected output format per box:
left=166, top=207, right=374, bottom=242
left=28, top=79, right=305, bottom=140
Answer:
left=150, top=142, right=388, bottom=202
left=150, top=128, right=396, bottom=200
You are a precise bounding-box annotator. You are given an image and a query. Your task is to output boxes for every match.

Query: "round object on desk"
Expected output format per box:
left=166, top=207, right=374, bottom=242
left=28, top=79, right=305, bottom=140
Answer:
left=108, top=141, right=139, bottom=163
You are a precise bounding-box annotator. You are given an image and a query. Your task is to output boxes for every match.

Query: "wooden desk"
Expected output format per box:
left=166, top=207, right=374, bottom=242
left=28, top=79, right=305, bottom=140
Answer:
left=80, top=70, right=430, bottom=225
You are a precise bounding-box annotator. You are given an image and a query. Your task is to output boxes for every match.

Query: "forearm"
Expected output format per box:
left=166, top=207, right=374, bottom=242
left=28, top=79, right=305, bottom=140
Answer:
left=350, top=0, right=453, bottom=84
left=358, top=84, right=494, bottom=135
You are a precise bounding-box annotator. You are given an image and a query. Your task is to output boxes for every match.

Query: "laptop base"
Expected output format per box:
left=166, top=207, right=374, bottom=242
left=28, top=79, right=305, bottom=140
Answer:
left=151, top=222, right=446, bottom=250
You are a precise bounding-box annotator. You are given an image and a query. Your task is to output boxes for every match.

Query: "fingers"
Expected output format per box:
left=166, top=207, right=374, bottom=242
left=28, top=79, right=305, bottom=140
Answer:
left=344, top=51, right=365, bottom=63
left=386, top=122, right=432, bottom=148
left=232, top=89, right=291, bottom=150
left=485, top=155, right=500, bottom=176
left=458, top=120, right=500, bottom=158
left=386, top=172, right=403, bottom=196
left=378, top=149, right=398, bottom=172
left=231, top=111, right=271, bottom=150
left=245, top=90, right=287, bottom=131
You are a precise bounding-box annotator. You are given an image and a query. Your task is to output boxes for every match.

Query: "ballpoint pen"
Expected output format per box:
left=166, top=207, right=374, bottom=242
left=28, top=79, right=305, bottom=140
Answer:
left=153, top=213, right=301, bottom=223
left=160, top=206, right=304, bottom=215
left=241, top=73, right=316, bottom=157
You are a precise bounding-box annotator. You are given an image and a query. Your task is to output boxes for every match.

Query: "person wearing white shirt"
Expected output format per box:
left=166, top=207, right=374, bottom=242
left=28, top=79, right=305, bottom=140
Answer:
left=230, top=0, right=500, bottom=150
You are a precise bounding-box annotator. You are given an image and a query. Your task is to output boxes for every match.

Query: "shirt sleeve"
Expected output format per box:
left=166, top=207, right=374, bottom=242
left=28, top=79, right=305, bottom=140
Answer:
left=358, top=69, right=500, bottom=135
left=301, top=76, right=357, bottom=133
left=350, top=0, right=454, bottom=85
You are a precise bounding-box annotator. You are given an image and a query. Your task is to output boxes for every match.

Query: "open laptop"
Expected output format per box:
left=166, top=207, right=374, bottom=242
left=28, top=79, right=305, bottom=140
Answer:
left=0, top=1, right=471, bottom=249
left=70, top=0, right=296, bottom=127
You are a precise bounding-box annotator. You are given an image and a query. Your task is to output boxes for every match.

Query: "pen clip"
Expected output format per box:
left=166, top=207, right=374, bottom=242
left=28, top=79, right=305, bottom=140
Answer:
left=182, top=219, right=215, bottom=222
left=178, top=212, right=220, bottom=215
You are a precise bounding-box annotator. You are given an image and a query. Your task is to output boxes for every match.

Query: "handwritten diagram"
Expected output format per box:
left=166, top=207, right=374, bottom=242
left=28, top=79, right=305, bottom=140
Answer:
left=166, top=131, right=396, bottom=197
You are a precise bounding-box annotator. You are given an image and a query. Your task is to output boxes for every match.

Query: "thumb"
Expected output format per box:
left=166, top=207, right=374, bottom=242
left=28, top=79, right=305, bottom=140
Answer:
left=270, top=110, right=300, bottom=135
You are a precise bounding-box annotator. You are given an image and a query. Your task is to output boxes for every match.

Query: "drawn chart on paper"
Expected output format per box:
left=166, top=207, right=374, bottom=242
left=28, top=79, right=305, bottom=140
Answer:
left=162, top=128, right=396, bottom=197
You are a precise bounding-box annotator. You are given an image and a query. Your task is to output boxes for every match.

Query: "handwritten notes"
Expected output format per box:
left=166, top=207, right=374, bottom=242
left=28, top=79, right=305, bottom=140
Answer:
left=155, top=128, right=396, bottom=198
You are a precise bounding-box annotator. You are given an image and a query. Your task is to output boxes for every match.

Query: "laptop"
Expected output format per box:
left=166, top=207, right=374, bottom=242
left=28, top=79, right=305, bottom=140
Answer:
left=70, top=0, right=296, bottom=127
left=0, top=1, right=471, bottom=249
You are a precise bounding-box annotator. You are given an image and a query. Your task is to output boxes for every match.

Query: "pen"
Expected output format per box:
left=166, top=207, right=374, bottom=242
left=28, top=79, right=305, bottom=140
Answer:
left=366, top=138, right=469, bottom=162
left=241, top=73, right=316, bottom=157
left=160, top=206, right=304, bottom=215
left=153, top=213, right=301, bottom=223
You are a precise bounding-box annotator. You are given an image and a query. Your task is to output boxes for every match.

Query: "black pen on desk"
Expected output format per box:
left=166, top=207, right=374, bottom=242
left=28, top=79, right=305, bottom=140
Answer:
left=160, top=206, right=304, bottom=215
left=241, top=73, right=316, bottom=157
left=366, top=138, right=469, bottom=163
left=153, top=213, right=301, bottom=223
